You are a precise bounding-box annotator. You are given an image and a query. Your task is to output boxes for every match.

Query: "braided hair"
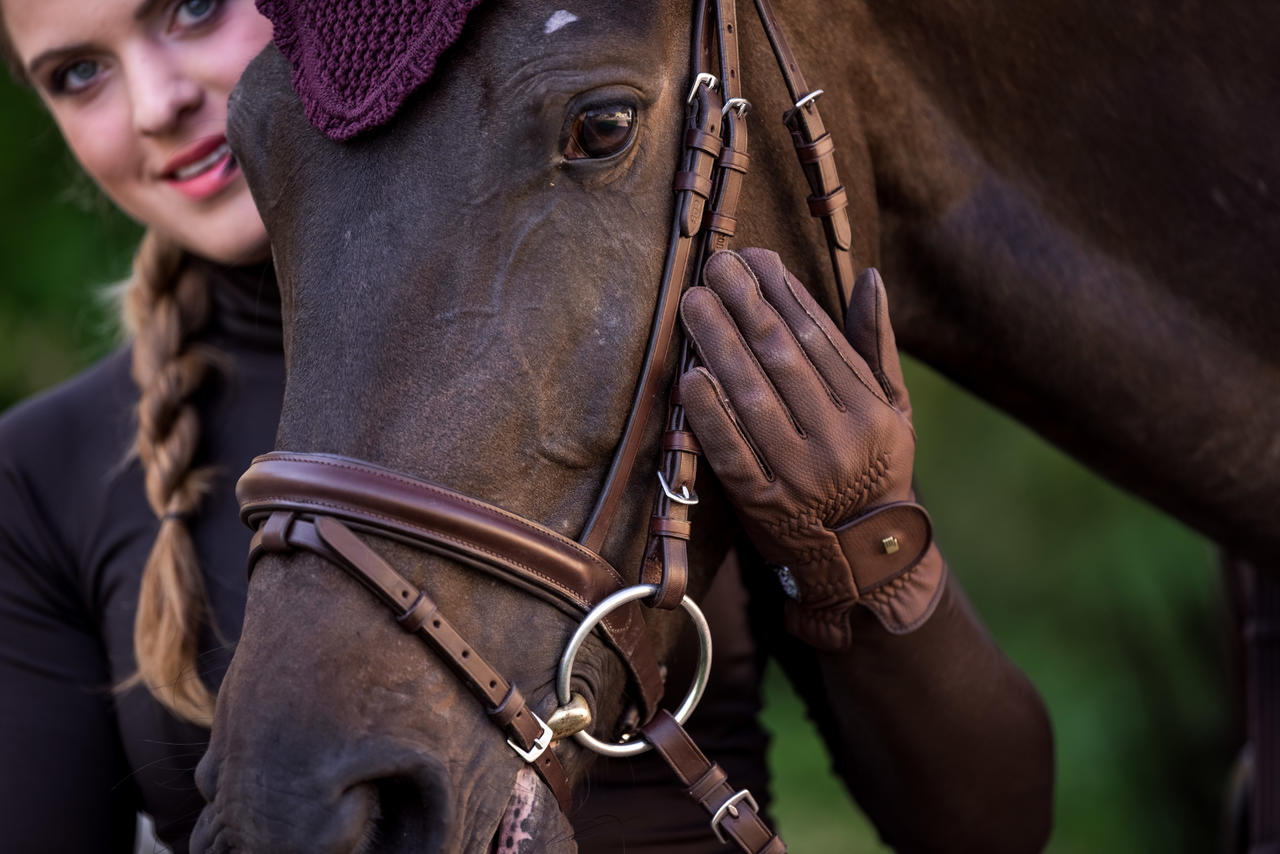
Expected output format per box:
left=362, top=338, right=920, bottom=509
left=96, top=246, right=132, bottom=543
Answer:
left=119, top=230, right=220, bottom=727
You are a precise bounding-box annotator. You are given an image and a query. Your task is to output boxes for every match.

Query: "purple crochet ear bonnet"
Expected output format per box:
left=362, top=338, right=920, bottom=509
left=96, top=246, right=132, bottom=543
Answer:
left=255, top=0, right=486, bottom=140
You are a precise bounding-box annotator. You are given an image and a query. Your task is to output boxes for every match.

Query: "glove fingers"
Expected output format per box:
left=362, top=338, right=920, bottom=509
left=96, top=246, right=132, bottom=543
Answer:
left=677, top=366, right=772, bottom=487
left=844, top=268, right=912, bottom=420
left=730, top=248, right=893, bottom=415
left=700, top=250, right=872, bottom=435
left=680, top=282, right=801, bottom=459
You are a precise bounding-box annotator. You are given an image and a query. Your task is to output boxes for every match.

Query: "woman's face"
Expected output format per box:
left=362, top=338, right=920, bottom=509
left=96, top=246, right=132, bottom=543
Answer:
left=5, top=0, right=272, bottom=264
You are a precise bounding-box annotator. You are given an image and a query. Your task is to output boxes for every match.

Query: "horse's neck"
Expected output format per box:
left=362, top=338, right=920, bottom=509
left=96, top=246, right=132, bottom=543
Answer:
left=747, top=0, right=1280, bottom=561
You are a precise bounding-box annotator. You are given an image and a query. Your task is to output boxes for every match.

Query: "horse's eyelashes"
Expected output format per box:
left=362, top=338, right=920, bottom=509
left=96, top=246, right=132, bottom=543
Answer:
left=564, top=105, right=637, bottom=160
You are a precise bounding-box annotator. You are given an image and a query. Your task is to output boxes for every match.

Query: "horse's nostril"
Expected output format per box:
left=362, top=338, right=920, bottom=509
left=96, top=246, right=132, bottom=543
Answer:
left=362, top=775, right=449, bottom=854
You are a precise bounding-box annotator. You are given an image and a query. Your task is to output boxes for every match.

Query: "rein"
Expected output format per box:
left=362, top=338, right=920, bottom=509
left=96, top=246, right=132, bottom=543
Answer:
left=237, top=1, right=853, bottom=850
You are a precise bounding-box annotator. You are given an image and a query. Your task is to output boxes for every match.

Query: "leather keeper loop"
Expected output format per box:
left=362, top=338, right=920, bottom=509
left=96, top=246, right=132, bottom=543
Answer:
left=674, top=170, right=714, bottom=198
left=396, top=592, right=436, bottom=633
left=488, top=683, right=523, bottom=728
left=807, top=185, right=848, bottom=218
left=685, top=127, right=724, bottom=157
left=717, top=147, right=751, bottom=173
left=796, top=132, right=835, bottom=164
left=261, top=511, right=296, bottom=554
left=688, top=763, right=729, bottom=805
left=662, top=430, right=703, bottom=455
left=650, top=517, right=693, bottom=540
left=707, top=212, right=739, bottom=236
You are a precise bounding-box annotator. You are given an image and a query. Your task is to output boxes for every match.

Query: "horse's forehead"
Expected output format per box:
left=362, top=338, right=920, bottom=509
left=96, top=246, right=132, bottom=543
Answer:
left=229, top=0, right=679, bottom=253
left=232, top=2, right=671, bottom=147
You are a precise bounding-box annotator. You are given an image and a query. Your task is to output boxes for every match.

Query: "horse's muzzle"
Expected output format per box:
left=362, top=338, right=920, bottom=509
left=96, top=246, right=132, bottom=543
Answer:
left=191, top=743, right=453, bottom=854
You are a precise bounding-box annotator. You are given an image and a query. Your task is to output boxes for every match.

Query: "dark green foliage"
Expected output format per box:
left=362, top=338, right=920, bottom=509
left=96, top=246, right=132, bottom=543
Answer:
left=0, top=78, right=139, bottom=409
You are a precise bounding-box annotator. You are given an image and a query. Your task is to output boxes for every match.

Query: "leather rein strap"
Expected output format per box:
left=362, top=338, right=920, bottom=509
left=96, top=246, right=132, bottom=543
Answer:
left=237, top=2, right=851, bottom=849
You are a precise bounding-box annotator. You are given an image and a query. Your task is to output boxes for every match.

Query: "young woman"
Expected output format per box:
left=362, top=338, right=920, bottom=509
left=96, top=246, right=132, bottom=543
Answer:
left=0, top=0, right=280, bottom=849
left=0, top=0, right=1051, bottom=851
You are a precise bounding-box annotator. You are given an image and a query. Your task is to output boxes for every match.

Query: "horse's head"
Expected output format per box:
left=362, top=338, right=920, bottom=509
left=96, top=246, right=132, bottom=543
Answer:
left=191, top=2, right=854, bottom=850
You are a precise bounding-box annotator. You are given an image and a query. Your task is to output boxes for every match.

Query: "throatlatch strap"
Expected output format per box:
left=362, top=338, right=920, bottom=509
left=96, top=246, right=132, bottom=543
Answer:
left=751, top=0, right=856, bottom=318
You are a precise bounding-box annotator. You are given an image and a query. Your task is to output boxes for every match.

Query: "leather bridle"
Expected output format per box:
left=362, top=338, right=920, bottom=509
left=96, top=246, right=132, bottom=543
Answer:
left=236, top=1, right=854, bottom=851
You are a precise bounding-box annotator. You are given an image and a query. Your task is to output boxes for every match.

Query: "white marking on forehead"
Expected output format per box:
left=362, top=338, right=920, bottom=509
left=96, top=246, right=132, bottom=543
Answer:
left=544, top=10, right=579, bottom=34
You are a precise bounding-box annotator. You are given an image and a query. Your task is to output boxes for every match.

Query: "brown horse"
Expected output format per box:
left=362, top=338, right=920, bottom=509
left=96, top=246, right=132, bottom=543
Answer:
left=192, top=0, right=1277, bottom=850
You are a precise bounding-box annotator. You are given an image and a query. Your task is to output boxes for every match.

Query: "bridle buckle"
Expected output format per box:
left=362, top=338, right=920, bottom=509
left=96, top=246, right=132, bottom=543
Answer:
left=794, top=88, right=824, bottom=110
left=686, top=72, right=719, bottom=104
left=711, top=789, right=759, bottom=844
left=658, top=470, right=699, bottom=505
left=507, top=713, right=554, bottom=764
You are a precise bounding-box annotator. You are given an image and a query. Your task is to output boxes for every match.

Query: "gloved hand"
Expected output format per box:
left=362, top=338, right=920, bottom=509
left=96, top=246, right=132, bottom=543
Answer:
left=679, top=248, right=945, bottom=649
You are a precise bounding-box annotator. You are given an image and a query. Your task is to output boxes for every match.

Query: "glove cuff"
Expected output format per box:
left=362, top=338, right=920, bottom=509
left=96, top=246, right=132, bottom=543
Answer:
left=858, top=545, right=947, bottom=634
left=831, top=501, right=933, bottom=596
left=782, top=501, right=940, bottom=648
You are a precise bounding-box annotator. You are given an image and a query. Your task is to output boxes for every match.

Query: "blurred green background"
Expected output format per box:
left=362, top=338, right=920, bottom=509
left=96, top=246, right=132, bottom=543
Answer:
left=0, top=72, right=1233, bottom=852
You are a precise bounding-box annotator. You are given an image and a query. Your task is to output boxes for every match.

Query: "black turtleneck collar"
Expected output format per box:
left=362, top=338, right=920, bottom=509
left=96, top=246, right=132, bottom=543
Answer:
left=188, top=255, right=283, bottom=353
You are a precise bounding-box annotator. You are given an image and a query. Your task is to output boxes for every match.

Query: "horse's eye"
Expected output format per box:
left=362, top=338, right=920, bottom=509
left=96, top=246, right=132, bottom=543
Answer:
left=565, top=105, right=637, bottom=160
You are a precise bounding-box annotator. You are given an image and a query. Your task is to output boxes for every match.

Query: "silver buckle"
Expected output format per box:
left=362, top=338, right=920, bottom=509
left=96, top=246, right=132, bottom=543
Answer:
left=686, top=72, right=719, bottom=104
left=794, top=88, right=824, bottom=110
left=657, top=470, right=699, bottom=505
left=711, top=789, right=759, bottom=844
left=506, top=712, right=554, bottom=764
left=721, top=97, right=751, bottom=118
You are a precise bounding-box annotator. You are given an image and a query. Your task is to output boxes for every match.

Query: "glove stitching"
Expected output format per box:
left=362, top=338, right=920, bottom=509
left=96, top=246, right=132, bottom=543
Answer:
left=784, top=268, right=892, bottom=410
left=762, top=451, right=890, bottom=540
left=796, top=580, right=854, bottom=599
left=789, top=540, right=843, bottom=569
left=862, top=562, right=948, bottom=634
left=706, top=258, right=807, bottom=437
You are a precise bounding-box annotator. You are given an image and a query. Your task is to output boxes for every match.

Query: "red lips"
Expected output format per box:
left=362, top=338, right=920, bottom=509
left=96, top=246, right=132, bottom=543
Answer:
left=160, top=135, right=240, bottom=201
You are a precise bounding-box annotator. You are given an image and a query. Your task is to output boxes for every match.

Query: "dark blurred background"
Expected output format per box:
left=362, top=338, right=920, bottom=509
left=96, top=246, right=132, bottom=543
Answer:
left=0, top=70, right=1235, bottom=852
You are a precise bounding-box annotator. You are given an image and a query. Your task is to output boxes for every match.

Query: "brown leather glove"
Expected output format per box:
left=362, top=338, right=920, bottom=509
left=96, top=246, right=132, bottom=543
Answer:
left=679, top=248, right=945, bottom=649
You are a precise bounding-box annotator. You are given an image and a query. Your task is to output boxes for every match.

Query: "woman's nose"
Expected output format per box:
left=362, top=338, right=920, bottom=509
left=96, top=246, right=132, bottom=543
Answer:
left=127, top=42, right=204, bottom=137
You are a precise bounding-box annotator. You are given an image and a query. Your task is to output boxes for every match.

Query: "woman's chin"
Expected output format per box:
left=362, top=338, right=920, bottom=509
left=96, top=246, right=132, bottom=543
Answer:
left=148, top=176, right=270, bottom=266
left=165, top=220, right=271, bottom=267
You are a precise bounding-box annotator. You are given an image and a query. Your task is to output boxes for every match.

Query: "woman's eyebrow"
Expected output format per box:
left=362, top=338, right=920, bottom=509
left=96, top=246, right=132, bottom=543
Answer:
left=134, top=0, right=169, bottom=22
left=26, top=43, right=94, bottom=79
left=26, top=0, right=167, bottom=78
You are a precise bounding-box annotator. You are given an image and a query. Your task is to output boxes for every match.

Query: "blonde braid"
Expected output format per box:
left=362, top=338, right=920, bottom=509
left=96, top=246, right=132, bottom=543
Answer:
left=121, top=230, right=219, bottom=727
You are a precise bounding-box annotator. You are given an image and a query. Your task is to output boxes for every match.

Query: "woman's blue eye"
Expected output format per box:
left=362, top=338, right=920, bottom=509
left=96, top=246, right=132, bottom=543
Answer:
left=174, top=0, right=218, bottom=27
left=58, top=59, right=101, bottom=93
